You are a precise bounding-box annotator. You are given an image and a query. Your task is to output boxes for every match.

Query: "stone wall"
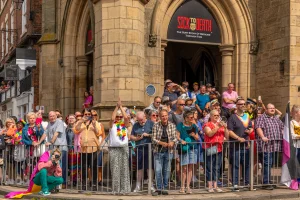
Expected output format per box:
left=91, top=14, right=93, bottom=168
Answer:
left=255, top=0, right=290, bottom=111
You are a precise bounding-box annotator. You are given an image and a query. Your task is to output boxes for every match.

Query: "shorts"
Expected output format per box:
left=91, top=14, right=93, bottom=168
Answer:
left=136, top=147, right=153, bottom=170
left=180, top=148, right=198, bottom=166
left=98, top=151, right=103, bottom=167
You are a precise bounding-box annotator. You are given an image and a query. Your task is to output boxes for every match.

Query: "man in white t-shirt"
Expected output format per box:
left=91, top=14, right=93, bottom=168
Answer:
left=222, top=83, right=238, bottom=118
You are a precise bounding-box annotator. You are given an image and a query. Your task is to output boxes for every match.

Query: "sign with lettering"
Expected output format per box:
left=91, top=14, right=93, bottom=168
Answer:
left=167, top=0, right=221, bottom=44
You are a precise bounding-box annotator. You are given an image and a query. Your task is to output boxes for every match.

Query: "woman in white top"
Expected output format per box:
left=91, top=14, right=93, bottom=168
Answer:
left=109, top=99, right=131, bottom=194
left=291, top=105, right=300, bottom=150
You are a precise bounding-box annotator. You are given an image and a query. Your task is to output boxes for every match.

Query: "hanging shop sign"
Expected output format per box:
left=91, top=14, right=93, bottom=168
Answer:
left=167, top=0, right=221, bottom=44
left=5, top=64, right=19, bottom=81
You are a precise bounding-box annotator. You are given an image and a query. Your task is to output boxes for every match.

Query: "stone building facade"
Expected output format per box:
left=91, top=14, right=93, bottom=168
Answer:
left=38, top=0, right=300, bottom=123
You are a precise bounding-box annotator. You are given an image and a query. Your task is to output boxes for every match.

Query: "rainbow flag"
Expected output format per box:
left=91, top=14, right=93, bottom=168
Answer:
left=5, top=151, right=50, bottom=199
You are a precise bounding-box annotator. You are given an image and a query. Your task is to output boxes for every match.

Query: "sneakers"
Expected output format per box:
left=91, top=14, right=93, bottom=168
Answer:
left=152, top=190, right=162, bottom=196
left=233, top=185, right=240, bottom=192
left=262, top=185, right=274, bottom=190
left=39, top=191, right=51, bottom=196
left=192, top=175, right=198, bottom=182
left=133, top=185, right=141, bottom=192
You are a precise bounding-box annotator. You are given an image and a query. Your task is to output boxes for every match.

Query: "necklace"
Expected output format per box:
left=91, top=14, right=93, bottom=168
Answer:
left=115, top=121, right=126, bottom=141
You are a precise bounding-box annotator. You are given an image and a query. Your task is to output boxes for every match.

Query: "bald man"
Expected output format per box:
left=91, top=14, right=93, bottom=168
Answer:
left=45, top=111, right=68, bottom=188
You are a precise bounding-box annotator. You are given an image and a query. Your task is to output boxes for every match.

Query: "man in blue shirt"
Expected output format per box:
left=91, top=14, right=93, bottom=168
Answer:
left=163, top=82, right=185, bottom=111
left=195, top=85, right=210, bottom=114
left=130, top=111, right=154, bottom=192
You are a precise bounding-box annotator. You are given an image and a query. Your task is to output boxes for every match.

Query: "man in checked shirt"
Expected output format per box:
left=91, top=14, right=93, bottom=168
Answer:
left=152, top=109, right=177, bottom=196
left=255, top=103, right=284, bottom=190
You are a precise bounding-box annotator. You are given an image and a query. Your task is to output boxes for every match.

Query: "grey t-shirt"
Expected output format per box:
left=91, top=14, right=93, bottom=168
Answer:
left=168, top=112, right=184, bottom=126
left=46, top=119, right=68, bottom=151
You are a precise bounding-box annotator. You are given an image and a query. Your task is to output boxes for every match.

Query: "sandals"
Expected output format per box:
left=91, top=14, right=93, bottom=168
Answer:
left=186, top=187, right=192, bottom=194
left=208, top=188, right=214, bottom=193
left=179, top=187, right=185, bottom=193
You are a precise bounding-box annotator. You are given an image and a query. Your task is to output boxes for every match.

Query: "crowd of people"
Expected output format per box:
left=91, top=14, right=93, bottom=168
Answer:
left=0, top=79, right=293, bottom=197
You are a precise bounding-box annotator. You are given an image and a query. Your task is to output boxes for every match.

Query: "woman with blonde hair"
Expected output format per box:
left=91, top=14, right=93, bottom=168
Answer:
left=291, top=105, right=300, bottom=164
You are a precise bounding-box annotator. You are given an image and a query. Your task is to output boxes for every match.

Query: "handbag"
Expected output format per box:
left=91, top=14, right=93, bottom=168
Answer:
left=33, top=143, right=46, bottom=157
left=206, top=145, right=218, bottom=156
left=14, top=145, right=26, bottom=162
left=177, top=137, right=191, bottom=154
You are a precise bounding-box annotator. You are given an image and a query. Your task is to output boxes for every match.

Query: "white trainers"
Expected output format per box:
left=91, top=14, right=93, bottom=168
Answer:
left=151, top=185, right=155, bottom=192
left=133, top=185, right=141, bottom=192
left=258, top=163, right=262, bottom=169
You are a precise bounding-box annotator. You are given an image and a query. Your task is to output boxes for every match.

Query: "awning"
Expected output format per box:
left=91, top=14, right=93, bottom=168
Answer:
left=16, top=48, right=36, bottom=70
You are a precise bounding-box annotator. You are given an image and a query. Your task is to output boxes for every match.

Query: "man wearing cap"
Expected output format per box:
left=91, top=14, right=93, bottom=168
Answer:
left=222, top=83, right=239, bottom=119
left=191, top=82, right=200, bottom=102
left=180, top=81, right=192, bottom=99
left=163, top=82, right=185, bottom=111
left=203, top=99, right=222, bottom=123
left=195, top=85, right=210, bottom=114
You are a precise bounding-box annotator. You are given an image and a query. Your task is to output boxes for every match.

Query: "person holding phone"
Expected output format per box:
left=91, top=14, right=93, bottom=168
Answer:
left=33, top=149, right=63, bottom=196
left=176, top=111, right=199, bottom=194
left=74, top=108, right=103, bottom=191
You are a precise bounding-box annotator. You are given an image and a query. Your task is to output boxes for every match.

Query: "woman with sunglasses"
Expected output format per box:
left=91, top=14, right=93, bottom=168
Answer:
left=109, top=98, right=131, bottom=194
left=176, top=111, right=199, bottom=194
left=203, top=110, right=229, bottom=193
left=74, top=108, right=103, bottom=190
left=90, top=109, right=106, bottom=186
left=149, top=110, right=159, bottom=123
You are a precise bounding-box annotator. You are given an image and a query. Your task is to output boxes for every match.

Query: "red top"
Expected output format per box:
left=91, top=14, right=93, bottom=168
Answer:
left=38, top=160, right=62, bottom=177
left=202, top=122, right=225, bottom=152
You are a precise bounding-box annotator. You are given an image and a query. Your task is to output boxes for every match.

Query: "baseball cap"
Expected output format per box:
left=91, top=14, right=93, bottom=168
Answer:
left=210, top=99, right=220, bottom=106
left=246, top=98, right=257, bottom=105
left=193, top=82, right=199, bottom=86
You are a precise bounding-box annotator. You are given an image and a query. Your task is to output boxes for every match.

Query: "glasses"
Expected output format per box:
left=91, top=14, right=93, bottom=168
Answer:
left=116, top=116, right=123, bottom=119
left=92, top=114, right=98, bottom=117
left=84, top=113, right=91, bottom=116
left=237, top=103, right=246, bottom=106
left=213, top=115, right=220, bottom=117
left=152, top=114, right=158, bottom=117
left=178, top=104, right=185, bottom=106
left=155, top=102, right=161, bottom=104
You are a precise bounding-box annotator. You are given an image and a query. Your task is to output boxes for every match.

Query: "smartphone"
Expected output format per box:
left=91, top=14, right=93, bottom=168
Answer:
left=258, top=96, right=261, bottom=101
left=88, top=116, right=92, bottom=121
left=40, top=106, right=45, bottom=113
left=137, top=133, right=143, bottom=137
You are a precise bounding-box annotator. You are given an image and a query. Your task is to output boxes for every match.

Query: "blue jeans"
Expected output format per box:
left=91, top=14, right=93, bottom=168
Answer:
left=154, top=152, right=173, bottom=190
left=61, top=150, right=67, bottom=184
left=262, top=152, right=273, bottom=184
left=230, top=149, right=250, bottom=185
left=205, top=152, right=222, bottom=181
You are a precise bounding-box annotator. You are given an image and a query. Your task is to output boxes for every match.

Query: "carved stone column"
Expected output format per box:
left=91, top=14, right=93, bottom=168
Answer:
left=76, top=56, right=89, bottom=110
left=219, top=45, right=235, bottom=92
left=160, top=39, right=168, bottom=94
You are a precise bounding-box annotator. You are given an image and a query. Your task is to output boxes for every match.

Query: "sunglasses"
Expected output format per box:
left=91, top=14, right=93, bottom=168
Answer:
left=84, top=113, right=91, bottom=116
left=213, top=115, right=220, bottom=117
left=76, top=115, right=82, bottom=118
left=237, top=103, right=246, bottom=106
left=152, top=114, right=158, bottom=117
left=116, top=116, right=123, bottom=119
left=178, top=104, right=185, bottom=106
left=92, top=114, right=98, bottom=117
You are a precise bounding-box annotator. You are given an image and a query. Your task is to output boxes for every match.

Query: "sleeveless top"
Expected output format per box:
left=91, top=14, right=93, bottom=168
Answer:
left=109, top=122, right=128, bottom=147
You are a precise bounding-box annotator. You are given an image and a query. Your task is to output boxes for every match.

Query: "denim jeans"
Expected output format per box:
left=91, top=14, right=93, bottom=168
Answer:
left=205, top=152, right=222, bottom=181
left=262, top=152, right=273, bottom=184
left=61, top=150, right=67, bottom=184
left=154, top=152, right=173, bottom=190
left=230, top=149, right=250, bottom=185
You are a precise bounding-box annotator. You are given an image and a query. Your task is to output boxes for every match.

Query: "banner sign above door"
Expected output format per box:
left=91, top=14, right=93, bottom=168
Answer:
left=167, top=0, right=221, bottom=44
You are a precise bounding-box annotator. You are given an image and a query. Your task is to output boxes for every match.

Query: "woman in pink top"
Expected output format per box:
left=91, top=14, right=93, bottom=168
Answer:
left=33, top=149, right=63, bottom=196
left=83, top=91, right=93, bottom=108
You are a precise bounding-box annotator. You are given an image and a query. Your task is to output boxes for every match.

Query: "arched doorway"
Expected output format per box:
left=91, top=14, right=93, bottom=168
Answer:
left=164, top=0, right=221, bottom=90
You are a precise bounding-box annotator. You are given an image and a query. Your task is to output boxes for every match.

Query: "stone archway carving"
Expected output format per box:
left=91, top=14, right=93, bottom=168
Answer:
left=150, top=0, right=254, bottom=97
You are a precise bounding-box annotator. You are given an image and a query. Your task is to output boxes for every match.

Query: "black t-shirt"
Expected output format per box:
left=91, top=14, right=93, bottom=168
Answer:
left=227, top=114, right=252, bottom=149
left=158, top=125, right=169, bottom=152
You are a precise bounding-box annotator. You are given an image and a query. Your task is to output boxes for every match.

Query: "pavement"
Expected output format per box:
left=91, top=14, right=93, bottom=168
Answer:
left=0, top=185, right=300, bottom=200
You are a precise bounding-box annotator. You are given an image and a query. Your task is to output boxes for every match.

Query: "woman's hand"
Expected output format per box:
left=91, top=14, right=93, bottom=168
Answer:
left=32, top=141, right=39, bottom=147
left=181, top=140, right=187, bottom=145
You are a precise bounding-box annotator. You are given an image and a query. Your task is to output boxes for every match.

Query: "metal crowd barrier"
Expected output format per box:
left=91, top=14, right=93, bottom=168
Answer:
left=0, top=140, right=284, bottom=194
